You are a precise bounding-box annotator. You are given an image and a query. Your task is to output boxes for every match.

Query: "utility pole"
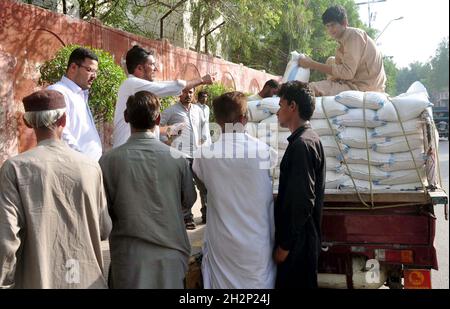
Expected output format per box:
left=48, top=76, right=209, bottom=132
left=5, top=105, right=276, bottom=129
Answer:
left=356, top=0, right=387, bottom=28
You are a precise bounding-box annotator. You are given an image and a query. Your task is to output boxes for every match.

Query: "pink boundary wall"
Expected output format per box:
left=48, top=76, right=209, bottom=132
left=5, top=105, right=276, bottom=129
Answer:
left=0, top=0, right=279, bottom=163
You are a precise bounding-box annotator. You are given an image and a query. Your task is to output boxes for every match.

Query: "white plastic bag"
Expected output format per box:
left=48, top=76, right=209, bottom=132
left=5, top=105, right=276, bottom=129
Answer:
left=376, top=94, right=432, bottom=122
left=247, top=100, right=272, bottom=122
left=335, top=91, right=389, bottom=110
left=343, top=164, right=389, bottom=181
left=373, top=118, right=423, bottom=137
left=373, top=134, right=424, bottom=153
left=333, top=109, right=385, bottom=128
left=257, top=97, right=280, bottom=114
left=310, top=119, right=342, bottom=136
left=337, top=127, right=385, bottom=148
left=281, top=51, right=310, bottom=83
left=312, top=96, right=348, bottom=119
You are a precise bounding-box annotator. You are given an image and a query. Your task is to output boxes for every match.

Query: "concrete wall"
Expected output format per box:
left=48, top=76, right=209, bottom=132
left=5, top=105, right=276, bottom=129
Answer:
left=0, top=0, right=278, bottom=164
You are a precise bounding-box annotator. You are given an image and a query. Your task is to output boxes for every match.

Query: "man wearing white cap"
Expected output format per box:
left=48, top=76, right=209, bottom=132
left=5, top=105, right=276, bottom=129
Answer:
left=0, top=90, right=111, bottom=288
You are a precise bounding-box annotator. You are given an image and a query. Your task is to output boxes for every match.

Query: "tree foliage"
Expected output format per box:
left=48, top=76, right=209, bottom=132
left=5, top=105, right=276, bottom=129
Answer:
left=395, top=37, right=449, bottom=96
left=39, top=44, right=126, bottom=123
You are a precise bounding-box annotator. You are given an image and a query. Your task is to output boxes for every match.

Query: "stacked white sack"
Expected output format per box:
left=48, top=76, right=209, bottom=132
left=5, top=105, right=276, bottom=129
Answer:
left=248, top=95, right=349, bottom=191
left=333, top=89, right=431, bottom=191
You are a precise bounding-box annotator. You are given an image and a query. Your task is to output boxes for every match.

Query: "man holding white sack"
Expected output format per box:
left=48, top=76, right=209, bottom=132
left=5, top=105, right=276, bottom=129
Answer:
left=298, top=5, right=386, bottom=96
left=193, top=92, right=277, bottom=288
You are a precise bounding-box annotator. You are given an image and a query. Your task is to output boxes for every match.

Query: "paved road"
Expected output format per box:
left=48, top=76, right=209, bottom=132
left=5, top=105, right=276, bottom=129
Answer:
left=432, top=139, right=449, bottom=289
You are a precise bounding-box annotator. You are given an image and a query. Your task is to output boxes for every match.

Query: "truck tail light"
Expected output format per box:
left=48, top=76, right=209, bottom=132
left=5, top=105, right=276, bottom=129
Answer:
left=404, top=269, right=432, bottom=289
left=375, top=249, right=414, bottom=264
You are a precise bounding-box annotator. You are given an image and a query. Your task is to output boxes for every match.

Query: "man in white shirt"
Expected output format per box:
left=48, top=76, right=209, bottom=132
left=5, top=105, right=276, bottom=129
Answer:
left=161, top=88, right=209, bottom=229
left=113, top=45, right=214, bottom=148
left=194, top=90, right=211, bottom=223
left=48, top=47, right=102, bottom=161
left=193, top=92, right=277, bottom=288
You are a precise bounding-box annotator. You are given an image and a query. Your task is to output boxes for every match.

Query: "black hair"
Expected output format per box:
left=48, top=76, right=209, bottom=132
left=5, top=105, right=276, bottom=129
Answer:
left=263, top=79, right=279, bottom=89
left=125, top=45, right=154, bottom=74
left=67, top=47, right=98, bottom=70
left=278, top=81, right=315, bottom=121
left=197, top=91, right=208, bottom=98
left=322, top=5, right=347, bottom=25
left=125, top=91, right=160, bottom=130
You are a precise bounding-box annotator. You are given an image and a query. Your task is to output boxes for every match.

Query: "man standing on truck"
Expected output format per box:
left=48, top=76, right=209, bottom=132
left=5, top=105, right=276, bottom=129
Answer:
left=274, top=81, right=326, bottom=288
left=298, top=5, right=386, bottom=96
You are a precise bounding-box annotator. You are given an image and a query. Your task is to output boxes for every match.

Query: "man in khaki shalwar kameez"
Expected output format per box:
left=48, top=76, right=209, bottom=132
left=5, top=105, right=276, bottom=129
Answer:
left=0, top=90, right=112, bottom=289
left=298, top=5, right=386, bottom=96
left=99, top=91, right=196, bottom=289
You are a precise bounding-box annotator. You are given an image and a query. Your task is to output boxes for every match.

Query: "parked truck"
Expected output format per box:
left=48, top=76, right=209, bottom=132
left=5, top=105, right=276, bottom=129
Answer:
left=317, top=112, right=448, bottom=289
left=433, top=106, right=449, bottom=138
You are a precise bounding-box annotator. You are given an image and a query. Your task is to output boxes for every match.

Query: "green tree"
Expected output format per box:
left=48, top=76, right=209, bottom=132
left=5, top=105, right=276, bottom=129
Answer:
left=428, top=37, right=449, bottom=93
left=39, top=44, right=126, bottom=123
left=396, top=61, right=431, bottom=94
left=383, top=56, right=398, bottom=95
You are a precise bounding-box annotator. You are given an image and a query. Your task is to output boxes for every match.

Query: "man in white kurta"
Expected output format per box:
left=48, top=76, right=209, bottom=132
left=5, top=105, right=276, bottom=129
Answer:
left=113, top=45, right=214, bottom=148
left=0, top=90, right=111, bottom=288
left=192, top=91, right=277, bottom=289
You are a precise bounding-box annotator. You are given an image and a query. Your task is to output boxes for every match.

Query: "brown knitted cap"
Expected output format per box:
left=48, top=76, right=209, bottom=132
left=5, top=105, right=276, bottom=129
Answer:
left=22, top=90, right=66, bottom=112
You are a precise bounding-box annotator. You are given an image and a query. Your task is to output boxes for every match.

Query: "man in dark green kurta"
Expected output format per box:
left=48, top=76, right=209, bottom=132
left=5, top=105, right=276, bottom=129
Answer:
left=274, top=81, right=326, bottom=288
left=99, top=91, right=196, bottom=288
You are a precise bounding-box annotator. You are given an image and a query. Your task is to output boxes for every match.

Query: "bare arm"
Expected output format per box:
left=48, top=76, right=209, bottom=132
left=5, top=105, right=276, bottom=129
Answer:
left=184, top=73, right=216, bottom=90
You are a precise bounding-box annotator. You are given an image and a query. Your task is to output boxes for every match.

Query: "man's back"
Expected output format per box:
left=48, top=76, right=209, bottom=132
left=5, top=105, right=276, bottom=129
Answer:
left=0, top=139, right=109, bottom=288
left=193, top=133, right=276, bottom=288
left=100, top=133, right=192, bottom=255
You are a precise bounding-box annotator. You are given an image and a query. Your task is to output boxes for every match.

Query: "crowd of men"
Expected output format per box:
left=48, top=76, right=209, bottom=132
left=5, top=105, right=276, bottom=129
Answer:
left=0, top=5, right=385, bottom=289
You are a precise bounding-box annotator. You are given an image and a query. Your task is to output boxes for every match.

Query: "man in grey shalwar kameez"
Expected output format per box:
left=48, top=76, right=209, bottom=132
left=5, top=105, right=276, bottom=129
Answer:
left=0, top=90, right=112, bottom=288
left=99, top=90, right=196, bottom=289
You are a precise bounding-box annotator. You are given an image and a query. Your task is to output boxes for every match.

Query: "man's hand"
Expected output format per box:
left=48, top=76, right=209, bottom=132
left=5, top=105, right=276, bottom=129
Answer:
left=298, top=55, right=314, bottom=69
left=201, top=73, right=216, bottom=85
left=273, top=246, right=290, bottom=264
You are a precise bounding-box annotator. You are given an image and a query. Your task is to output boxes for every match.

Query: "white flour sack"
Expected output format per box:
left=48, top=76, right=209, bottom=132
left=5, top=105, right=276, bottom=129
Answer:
left=373, top=134, right=424, bottom=153
left=376, top=92, right=432, bottom=122
left=244, top=122, right=258, bottom=138
left=310, top=119, right=342, bottom=136
left=320, top=135, right=347, bottom=157
left=257, top=97, right=280, bottom=114
left=312, top=96, right=348, bottom=119
left=335, top=91, right=389, bottom=110
left=337, top=127, right=385, bottom=148
left=339, top=179, right=391, bottom=192
left=340, top=148, right=425, bottom=166
left=281, top=51, right=310, bottom=83
left=373, top=118, right=423, bottom=138
left=333, top=109, right=386, bottom=128
left=326, top=171, right=350, bottom=189
left=343, top=164, right=389, bottom=181
left=379, top=158, right=426, bottom=172
left=376, top=168, right=427, bottom=186
left=259, top=114, right=290, bottom=132
left=247, top=100, right=272, bottom=122
left=326, top=156, right=342, bottom=172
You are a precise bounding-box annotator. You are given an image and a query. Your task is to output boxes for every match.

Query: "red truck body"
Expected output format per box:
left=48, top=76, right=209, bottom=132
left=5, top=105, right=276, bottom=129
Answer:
left=317, top=191, right=446, bottom=289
